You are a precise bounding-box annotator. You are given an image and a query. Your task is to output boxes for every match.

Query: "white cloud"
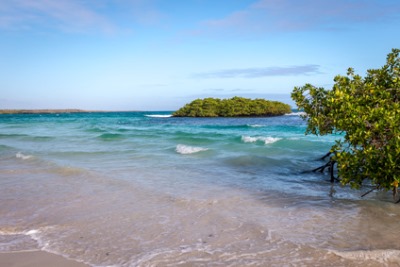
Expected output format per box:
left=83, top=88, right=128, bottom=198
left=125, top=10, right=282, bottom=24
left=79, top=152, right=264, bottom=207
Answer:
left=0, top=0, right=114, bottom=33
left=0, top=0, right=165, bottom=34
left=198, top=0, right=400, bottom=36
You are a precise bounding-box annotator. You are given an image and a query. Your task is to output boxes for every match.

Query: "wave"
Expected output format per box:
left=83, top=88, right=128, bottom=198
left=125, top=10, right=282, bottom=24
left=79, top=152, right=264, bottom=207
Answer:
left=0, top=228, right=43, bottom=253
left=85, top=127, right=107, bottom=133
left=0, top=133, right=29, bottom=138
left=16, top=152, right=33, bottom=160
left=0, top=228, right=46, bottom=241
left=145, top=114, right=172, bottom=118
left=241, top=136, right=282, bottom=145
left=202, top=124, right=257, bottom=130
left=176, top=144, right=209, bottom=155
left=0, top=144, right=13, bottom=151
left=97, top=133, right=125, bottom=140
left=331, top=249, right=400, bottom=264
left=247, top=124, right=265, bottom=128
left=0, top=133, right=53, bottom=141
left=285, top=112, right=306, bottom=116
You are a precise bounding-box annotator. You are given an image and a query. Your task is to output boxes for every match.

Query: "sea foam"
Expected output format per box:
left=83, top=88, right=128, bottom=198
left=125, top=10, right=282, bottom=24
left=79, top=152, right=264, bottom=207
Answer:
left=16, top=152, right=33, bottom=160
left=247, top=124, right=265, bottom=128
left=145, top=114, right=172, bottom=118
left=331, top=249, right=400, bottom=264
left=0, top=228, right=44, bottom=252
left=285, top=112, right=306, bottom=116
left=176, top=144, right=208, bottom=155
left=241, top=136, right=282, bottom=145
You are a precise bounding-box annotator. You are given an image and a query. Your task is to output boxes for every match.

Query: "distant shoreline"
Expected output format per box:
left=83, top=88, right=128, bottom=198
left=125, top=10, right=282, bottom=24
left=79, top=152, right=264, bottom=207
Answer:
left=0, top=109, right=137, bottom=114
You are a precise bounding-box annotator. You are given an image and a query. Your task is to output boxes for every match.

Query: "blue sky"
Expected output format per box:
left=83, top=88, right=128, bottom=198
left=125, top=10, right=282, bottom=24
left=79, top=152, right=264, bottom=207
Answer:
left=1, top=0, right=399, bottom=111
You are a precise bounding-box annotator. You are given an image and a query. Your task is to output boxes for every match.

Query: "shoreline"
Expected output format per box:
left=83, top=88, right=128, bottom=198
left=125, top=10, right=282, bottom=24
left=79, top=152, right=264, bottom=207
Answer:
left=0, top=109, right=89, bottom=114
left=0, top=109, right=139, bottom=114
left=0, top=251, right=89, bottom=267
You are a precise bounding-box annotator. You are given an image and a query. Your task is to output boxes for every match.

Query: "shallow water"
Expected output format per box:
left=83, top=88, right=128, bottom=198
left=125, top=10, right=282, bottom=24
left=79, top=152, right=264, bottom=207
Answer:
left=1, top=112, right=399, bottom=266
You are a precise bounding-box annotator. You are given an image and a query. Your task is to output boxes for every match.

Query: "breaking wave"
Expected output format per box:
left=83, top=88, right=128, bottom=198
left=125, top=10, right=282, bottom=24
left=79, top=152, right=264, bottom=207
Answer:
left=145, top=114, right=172, bottom=118
left=175, top=144, right=209, bottom=155
left=247, top=124, right=265, bottom=128
left=285, top=112, right=306, bottom=116
left=241, top=136, right=282, bottom=145
left=16, top=152, right=33, bottom=160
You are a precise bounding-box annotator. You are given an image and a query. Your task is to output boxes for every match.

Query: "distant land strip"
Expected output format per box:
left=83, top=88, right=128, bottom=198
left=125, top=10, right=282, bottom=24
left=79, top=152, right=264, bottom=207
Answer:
left=0, top=109, right=126, bottom=114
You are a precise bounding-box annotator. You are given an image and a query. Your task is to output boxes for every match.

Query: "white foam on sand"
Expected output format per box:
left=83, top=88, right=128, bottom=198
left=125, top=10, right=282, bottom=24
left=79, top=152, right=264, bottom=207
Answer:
left=331, top=249, right=400, bottom=264
left=0, top=229, right=43, bottom=253
left=24, top=229, right=47, bottom=250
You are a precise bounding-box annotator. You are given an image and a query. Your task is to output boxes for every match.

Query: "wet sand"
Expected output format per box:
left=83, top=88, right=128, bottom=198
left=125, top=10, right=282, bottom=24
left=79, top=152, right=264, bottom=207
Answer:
left=0, top=251, right=88, bottom=267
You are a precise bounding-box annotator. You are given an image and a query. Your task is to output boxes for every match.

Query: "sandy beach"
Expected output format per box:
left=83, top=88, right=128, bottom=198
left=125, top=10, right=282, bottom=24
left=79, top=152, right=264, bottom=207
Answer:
left=0, top=251, right=88, bottom=267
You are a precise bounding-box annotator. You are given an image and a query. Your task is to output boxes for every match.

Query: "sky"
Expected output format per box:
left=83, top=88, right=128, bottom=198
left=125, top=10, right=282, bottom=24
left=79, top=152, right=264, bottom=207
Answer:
left=0, top=0, right=399, bottom=111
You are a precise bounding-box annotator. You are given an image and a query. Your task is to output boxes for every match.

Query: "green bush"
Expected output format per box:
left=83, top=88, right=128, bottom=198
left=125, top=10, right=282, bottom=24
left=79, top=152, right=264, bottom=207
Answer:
left=291, top=49, right=400, bottom=196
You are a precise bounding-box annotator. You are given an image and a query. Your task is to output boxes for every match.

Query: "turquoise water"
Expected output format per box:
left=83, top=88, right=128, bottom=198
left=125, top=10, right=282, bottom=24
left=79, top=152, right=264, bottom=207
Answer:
left=1, top=112, right=400, bottom=266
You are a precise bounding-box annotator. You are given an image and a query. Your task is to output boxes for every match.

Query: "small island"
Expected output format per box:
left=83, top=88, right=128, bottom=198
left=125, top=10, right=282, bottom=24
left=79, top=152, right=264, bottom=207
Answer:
left=173, top=97, right=291, bottom=117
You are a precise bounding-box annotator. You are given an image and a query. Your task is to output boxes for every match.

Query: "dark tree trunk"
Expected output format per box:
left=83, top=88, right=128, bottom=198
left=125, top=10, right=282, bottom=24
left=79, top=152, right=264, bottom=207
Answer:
left=311, top=152, right=338, bottom=183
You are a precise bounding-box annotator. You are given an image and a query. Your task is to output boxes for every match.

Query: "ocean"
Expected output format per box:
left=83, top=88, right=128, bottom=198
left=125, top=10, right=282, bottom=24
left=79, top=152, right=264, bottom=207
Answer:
left=1, top=111, right=399, bottom=266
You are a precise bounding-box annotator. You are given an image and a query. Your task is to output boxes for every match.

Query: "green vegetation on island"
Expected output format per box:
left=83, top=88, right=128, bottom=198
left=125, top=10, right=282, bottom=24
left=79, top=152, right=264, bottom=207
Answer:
left=173, top=97, right=291, bottom=117
left=292, top=48, right=400, bottom=200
